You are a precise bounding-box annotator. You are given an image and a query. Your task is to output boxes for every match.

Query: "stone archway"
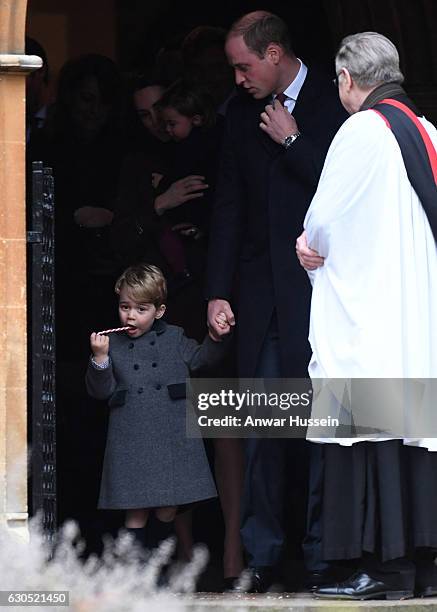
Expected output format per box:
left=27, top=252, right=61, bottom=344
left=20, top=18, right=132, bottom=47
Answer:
left=0, top=0, right=40, bottom=538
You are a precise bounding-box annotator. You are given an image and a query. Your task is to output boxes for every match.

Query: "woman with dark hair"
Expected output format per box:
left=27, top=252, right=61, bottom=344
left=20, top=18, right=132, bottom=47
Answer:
left=39, top=54, right=125, bottom=358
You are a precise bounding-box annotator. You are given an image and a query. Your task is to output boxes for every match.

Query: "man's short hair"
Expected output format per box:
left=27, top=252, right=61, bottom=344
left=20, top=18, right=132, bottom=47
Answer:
left=335, top=32, right=404, bottom=89
left=229, top=11, right=294, bottom=58
left=115, top=263, right=167, bottom=306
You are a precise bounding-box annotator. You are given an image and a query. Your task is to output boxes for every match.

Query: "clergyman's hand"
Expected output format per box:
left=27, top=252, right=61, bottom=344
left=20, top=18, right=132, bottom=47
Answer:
left=296, top=231, right=325, bottom=271
left=259, top=99, right=299, bottom=144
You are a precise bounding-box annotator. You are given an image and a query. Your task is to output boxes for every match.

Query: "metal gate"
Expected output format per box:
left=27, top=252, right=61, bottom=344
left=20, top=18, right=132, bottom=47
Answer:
left=27, top=161, right=56, bottom=539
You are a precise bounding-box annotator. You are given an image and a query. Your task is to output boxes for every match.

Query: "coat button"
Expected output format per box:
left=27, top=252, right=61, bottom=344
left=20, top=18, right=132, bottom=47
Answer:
left=134, top=364, right=139, bottom=370
left=150, top=340, right=155, bottom=346
left=152, top=362, right=157, bottom=368
left=128, top=342, right=134, bottom=349
left=138, top=387, right=144, bottom=394
left=155, top=384, right=161, bottom=390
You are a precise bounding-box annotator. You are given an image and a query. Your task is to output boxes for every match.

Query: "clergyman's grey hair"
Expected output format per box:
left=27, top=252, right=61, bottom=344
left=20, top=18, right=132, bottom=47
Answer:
left=335, top=32, right=404, bottom=88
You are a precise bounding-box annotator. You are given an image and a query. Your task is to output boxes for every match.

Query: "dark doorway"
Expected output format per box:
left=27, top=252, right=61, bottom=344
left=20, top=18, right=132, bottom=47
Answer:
left=26, top=0, right=437, bottom=590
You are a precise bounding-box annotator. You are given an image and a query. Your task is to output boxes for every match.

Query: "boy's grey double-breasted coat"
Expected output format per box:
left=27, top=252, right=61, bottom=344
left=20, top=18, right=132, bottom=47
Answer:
left=86, top=320, right=223, bottom=509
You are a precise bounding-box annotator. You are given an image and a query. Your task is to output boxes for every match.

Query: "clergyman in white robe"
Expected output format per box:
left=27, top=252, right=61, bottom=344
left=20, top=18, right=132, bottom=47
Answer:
left=303, top=108, right=437, bottom=449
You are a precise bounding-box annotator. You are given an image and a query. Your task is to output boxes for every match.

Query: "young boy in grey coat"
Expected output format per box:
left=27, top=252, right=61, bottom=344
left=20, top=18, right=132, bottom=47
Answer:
left=86, top=263, right=230, bottom=550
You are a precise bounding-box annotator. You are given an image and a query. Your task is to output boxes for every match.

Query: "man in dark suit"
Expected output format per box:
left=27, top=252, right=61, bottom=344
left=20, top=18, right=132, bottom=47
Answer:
left=206, top=11, right=348, bottom=592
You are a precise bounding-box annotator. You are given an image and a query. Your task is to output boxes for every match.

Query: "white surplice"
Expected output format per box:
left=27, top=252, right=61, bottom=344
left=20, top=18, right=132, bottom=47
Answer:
left=303, top=109, right=437, bottom=449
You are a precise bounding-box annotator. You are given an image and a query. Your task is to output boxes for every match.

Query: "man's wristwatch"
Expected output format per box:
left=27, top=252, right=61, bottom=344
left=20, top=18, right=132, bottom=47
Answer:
left=282, top=131, right=301, bottom=149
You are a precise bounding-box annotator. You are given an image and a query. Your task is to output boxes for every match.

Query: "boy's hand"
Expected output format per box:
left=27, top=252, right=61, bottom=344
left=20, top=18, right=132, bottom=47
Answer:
left=90, top=332, right=110, bottom=363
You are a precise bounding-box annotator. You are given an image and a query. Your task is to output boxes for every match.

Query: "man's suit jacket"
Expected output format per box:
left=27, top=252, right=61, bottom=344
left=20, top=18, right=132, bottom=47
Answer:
left=206, top=67, right=348, bottom=377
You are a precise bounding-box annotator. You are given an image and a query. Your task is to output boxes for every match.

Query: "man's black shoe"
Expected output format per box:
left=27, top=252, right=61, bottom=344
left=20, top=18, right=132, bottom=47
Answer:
left=314, top=570, right=414, bottom=600
left=304, top=570, right=342, bottom=592
left=224, top=567, right=277, bottom=593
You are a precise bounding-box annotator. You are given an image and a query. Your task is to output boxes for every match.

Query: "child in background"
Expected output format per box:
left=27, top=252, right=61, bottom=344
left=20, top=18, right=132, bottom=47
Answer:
left=86, top=263, right=229, bottom=551
left=154, top=80, right=222, bottom=281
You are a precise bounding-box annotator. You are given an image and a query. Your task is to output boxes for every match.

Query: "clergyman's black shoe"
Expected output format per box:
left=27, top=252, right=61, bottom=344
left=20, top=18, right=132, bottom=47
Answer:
left=314, top=570, right=414, bottom=600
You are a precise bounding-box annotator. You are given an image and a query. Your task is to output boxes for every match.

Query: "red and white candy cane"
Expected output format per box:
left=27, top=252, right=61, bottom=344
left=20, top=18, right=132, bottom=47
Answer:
left=96, top=326, right=131, bottom=335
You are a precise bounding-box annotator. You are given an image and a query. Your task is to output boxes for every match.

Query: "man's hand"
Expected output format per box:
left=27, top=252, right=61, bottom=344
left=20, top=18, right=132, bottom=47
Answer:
left=74, top=206, right=114, bottom=228
left=295, top=231, right=325, bottom=271
left=259, top=99, right=299, bottom=145
left=90, top=332, right=110, bottom=363
left=155, top=175, right=208, bottom=215
left=207, top=299, right=235, bottom=341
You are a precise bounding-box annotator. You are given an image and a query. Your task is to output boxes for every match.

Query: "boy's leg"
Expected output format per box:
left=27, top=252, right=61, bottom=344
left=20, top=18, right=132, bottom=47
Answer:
left=174, top=511, right=193, bottom=561
left=126, top=508, right=149, bottom=528
left=145, top=506, right=177, bottom=549
left=124, top=508, right=150, bottom=557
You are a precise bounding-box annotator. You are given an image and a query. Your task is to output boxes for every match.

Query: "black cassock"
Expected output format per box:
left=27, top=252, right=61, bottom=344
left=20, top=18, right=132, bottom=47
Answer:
left=320, top=440, right=437, bottom=561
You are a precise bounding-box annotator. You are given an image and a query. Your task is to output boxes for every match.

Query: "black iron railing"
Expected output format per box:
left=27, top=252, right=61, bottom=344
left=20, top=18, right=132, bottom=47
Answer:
left=28, top=161, right=56, bottom=538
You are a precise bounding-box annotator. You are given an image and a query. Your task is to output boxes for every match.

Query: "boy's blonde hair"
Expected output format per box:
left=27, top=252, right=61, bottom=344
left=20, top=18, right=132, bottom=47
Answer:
left=115, top=263, right=167, bottom=306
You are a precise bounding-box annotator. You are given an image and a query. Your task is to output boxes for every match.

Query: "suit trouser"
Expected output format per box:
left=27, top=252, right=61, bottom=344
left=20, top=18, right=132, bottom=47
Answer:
left=240, top=313, right=326, bottom=569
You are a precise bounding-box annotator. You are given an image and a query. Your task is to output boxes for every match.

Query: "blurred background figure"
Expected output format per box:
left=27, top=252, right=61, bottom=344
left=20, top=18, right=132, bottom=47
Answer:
left=44, top=54, right=124, bottom=357
left=25, top=36, right=50, bottom=143
left=182, top=25, right=235, bottom=113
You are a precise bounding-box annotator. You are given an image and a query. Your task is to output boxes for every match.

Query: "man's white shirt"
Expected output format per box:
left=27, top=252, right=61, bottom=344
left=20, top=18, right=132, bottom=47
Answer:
left=273, top=59, right=307, bottom=113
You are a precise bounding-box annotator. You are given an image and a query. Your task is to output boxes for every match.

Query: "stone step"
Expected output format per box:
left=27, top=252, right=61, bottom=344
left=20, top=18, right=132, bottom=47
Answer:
left=185, top=592, right=437, bottom=611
